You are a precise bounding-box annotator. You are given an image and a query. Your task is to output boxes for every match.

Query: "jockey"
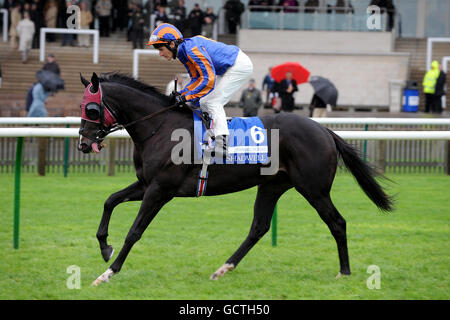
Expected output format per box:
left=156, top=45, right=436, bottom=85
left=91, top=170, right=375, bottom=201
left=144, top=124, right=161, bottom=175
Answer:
left=147, top=23, right=254, bottom=158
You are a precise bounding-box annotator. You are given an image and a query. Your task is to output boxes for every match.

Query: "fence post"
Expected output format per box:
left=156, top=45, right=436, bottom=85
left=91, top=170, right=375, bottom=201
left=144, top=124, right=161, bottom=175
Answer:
left=376, top=140, right=386, bottom=174
left=63, top=124, right=70, bottom=177
left=14, top=137, right=24, bottom=249
left=38, top=137, right=47, bottom=176
left=271, top=204, right=277, bottom=247
left=108, top=139, right=116, bottom=176
left=445, top=140, right=450, bottom=175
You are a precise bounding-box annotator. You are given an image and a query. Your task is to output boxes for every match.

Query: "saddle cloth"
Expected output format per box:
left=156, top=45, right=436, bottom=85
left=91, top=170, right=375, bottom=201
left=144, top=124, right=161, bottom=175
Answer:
left=193, top=110, right=269, bottom=164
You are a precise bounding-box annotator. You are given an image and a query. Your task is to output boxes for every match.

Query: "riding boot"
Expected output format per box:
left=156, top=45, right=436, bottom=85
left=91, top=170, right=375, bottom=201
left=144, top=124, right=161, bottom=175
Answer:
left=212, top=135, right=228, bottom=159
left=205, top=135, right=228, bottom=160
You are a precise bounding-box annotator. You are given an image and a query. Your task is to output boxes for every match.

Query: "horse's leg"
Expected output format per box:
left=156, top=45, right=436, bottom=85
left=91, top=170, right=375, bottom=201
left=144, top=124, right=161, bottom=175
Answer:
left=287, top=160, right=350, bottom=276
left=211, top=173, right=291, bottom=280
left=93, top=183, right=172, bottom=286
left=96, top=181, right=145, bottom=262
left=306, top=194, right=350, bottom=277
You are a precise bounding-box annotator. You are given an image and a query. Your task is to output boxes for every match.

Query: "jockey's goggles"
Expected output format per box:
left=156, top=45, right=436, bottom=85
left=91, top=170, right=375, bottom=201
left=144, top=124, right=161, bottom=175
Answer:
left=148, top=35, right=171, bottom=45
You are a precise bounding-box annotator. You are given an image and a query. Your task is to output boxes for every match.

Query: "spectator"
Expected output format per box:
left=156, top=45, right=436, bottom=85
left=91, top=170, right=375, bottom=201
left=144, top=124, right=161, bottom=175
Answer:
left=433, top=64, right=446, bottom=114
left=188, top=3, right=203, bottom=37
left=248, top=0, right=262, bottom=12
left=224, top=0, right=244, bottom=34
left=422, top=60, right=440, bottom=113
left=304, top=0, right=319, bottom=13
left=262, top=67, right=275, bottom=108
left=61, top=1, right=75, bottom=46
left=131, top=4, right=145, bottom=48
left=42, top=53, right=61, bottom=75
left=44, top=0, right=58, bottom=42
left=278, top=71, right=298, bottom=112
left=127, top=2, right=135, bottom=41
left=154, top=4, right=169, bottom=27
left=115, top=0, right=129, bottom=32
left=79, top=2, right=93, bottom=47
left=309, top=94, right=327, bottom=117
left=96, top=0, right=112, bottom=37
left=30, top=1, right=43, bottom=49
left=203, top=7, right=216, bottom=38
left=171, top=0, right=186, bottom=34
left=27, top=82, right=50, bottom=117
left=9, top=2, right=21, bottom=50
left=279, top=0, right=299, bottom=13
left=335, top=0, right=354, bottom=14
left=17, top=11, right=35, bottom=64
left=370, top=0, right=395, bottom=31
left=239, top=79, right=262, bottom=117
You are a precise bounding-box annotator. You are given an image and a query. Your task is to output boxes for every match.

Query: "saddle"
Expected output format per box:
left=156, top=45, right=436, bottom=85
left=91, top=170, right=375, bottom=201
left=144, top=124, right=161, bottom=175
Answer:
left=193, top=110, right=269, bottom=196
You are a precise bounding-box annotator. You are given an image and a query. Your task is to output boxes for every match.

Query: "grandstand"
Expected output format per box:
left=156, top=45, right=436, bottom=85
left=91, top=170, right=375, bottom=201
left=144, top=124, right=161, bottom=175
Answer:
left=0, top=0, right=449, bottom=116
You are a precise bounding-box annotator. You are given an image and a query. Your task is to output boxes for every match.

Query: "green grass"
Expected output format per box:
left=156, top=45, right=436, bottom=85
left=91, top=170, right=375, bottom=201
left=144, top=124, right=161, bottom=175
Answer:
left=0, top=172, right=448, bottom=300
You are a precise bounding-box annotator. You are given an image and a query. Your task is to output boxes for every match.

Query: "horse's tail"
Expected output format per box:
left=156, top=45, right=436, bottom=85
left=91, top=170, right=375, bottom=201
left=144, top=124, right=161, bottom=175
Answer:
left=326, top=128, right=394, bottom=212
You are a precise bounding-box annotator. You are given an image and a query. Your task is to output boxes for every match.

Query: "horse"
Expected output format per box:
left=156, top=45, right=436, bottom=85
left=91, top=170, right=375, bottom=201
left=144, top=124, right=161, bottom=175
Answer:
left=77, top=72, right=393, bottom=286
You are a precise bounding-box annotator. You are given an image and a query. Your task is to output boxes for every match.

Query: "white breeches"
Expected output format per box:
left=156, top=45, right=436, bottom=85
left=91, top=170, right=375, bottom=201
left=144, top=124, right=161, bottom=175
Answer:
left=199, top=50, right=253, bottom=137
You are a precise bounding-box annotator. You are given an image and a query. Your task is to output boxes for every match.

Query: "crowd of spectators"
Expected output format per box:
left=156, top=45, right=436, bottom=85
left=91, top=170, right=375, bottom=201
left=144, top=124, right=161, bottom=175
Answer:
left=2, top=0, right=397, bottom=50
left=1, top=0, right=221, bottom=50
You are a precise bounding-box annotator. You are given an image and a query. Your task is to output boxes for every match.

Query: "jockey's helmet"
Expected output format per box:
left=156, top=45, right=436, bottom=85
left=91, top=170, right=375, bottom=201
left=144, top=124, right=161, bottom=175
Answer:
left=147, top=23, right=183, bottom=59
left=147, top=23, right=183, bottom=46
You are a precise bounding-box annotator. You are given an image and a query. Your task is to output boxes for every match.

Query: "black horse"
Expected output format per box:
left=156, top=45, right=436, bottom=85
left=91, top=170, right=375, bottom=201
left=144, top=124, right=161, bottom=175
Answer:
left=78, top=72, right=393, bottom=286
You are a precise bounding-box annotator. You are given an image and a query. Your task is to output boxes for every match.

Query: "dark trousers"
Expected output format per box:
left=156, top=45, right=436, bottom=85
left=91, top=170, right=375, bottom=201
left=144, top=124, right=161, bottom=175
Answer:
left=131, top=28, right=143, bottom=49
left=424, top=93, right=434, bottom=113
left=432, top=95, right=443, bottom=114
left=99, top=16, right=110, bottom=37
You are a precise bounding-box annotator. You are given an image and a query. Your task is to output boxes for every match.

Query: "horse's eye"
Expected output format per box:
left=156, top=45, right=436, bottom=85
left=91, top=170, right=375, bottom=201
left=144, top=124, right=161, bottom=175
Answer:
left=85, top=103, right=101, bottom=120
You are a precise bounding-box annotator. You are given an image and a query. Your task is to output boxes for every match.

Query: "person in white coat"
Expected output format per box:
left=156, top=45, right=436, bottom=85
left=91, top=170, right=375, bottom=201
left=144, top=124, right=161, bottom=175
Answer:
left=16, top=11, right=35, bottom=63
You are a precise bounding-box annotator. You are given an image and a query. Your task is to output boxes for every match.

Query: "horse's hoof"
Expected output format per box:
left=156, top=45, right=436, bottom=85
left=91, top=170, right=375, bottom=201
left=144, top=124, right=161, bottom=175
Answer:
left=92, top=268, right=114, bottom=286
left=101, top=246, right=114, bottom=262
left=210, top=263, right=235, bottom=280
left=335, top=271, right=350, bottom=279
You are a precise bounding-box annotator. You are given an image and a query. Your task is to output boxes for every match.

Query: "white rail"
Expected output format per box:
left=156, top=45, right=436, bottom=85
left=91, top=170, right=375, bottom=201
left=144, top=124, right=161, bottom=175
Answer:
left=132, top=49, right=159, bottom=79
left=40, top=28, right=99, bottom=64
left=1, top=128, right=450, bottom=140
left=1, top=117, right=450, bottom=126
left=1, top=9, right=7, bottom=42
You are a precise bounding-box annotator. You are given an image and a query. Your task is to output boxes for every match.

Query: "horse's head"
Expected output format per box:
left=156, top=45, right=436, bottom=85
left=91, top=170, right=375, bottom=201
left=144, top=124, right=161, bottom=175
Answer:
left=78, top=73, right=118, bottom=154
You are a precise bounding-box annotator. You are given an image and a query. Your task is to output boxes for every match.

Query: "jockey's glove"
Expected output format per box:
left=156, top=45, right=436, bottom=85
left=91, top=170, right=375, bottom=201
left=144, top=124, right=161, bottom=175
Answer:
left=174, top=94, right=186, bottom=107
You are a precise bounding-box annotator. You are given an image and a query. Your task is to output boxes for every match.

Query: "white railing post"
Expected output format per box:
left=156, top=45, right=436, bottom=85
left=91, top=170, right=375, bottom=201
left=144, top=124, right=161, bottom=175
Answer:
left=0, top=128, right=449, bottom=140
left=40, top=28, right=46, bottom=62
left=40, top=28, right=100, bottom=64
left=1, top=9, right=8, bottom=42
left=132, top=49, right=159, bottom=80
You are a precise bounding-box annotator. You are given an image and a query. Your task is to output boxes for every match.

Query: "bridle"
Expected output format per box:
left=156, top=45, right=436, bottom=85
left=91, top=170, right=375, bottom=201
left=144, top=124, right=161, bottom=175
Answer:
left=79, top=82, right=198, bottom=147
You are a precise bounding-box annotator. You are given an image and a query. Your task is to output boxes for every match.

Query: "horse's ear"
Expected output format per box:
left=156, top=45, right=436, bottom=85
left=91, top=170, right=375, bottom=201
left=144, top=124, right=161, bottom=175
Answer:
left=90, top=72, right=99, bottom=93
left=80, top=73, right=90, bottom=88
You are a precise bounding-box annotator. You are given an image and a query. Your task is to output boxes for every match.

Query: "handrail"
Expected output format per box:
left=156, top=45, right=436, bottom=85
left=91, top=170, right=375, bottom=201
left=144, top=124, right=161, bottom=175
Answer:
left=1, top=117, right=450, bottom=126
left=39, top=28, right=100, bottom=64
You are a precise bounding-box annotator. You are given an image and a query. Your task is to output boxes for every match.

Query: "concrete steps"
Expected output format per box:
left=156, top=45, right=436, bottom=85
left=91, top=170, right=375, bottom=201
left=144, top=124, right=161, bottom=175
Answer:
left=0, top=31, right=186, bottom=116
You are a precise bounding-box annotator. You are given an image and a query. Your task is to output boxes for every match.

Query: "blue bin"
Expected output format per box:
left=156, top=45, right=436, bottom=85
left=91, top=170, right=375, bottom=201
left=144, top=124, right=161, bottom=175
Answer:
left=403, top=89, right=419, bottom=112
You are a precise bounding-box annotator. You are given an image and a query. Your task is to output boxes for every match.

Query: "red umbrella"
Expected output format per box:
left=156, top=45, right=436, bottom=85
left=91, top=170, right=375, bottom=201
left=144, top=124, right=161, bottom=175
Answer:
left=270, top=62, right=310, bottom=84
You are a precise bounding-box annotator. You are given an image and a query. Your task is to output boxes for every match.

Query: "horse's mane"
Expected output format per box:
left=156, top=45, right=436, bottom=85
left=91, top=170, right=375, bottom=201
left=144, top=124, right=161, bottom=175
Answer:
left=99, top=72, right=170, bottom=103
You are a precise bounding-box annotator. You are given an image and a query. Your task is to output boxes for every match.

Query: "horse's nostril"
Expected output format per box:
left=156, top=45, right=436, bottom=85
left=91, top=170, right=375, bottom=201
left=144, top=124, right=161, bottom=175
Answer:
left=78, top=143, right=91, bottom=153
